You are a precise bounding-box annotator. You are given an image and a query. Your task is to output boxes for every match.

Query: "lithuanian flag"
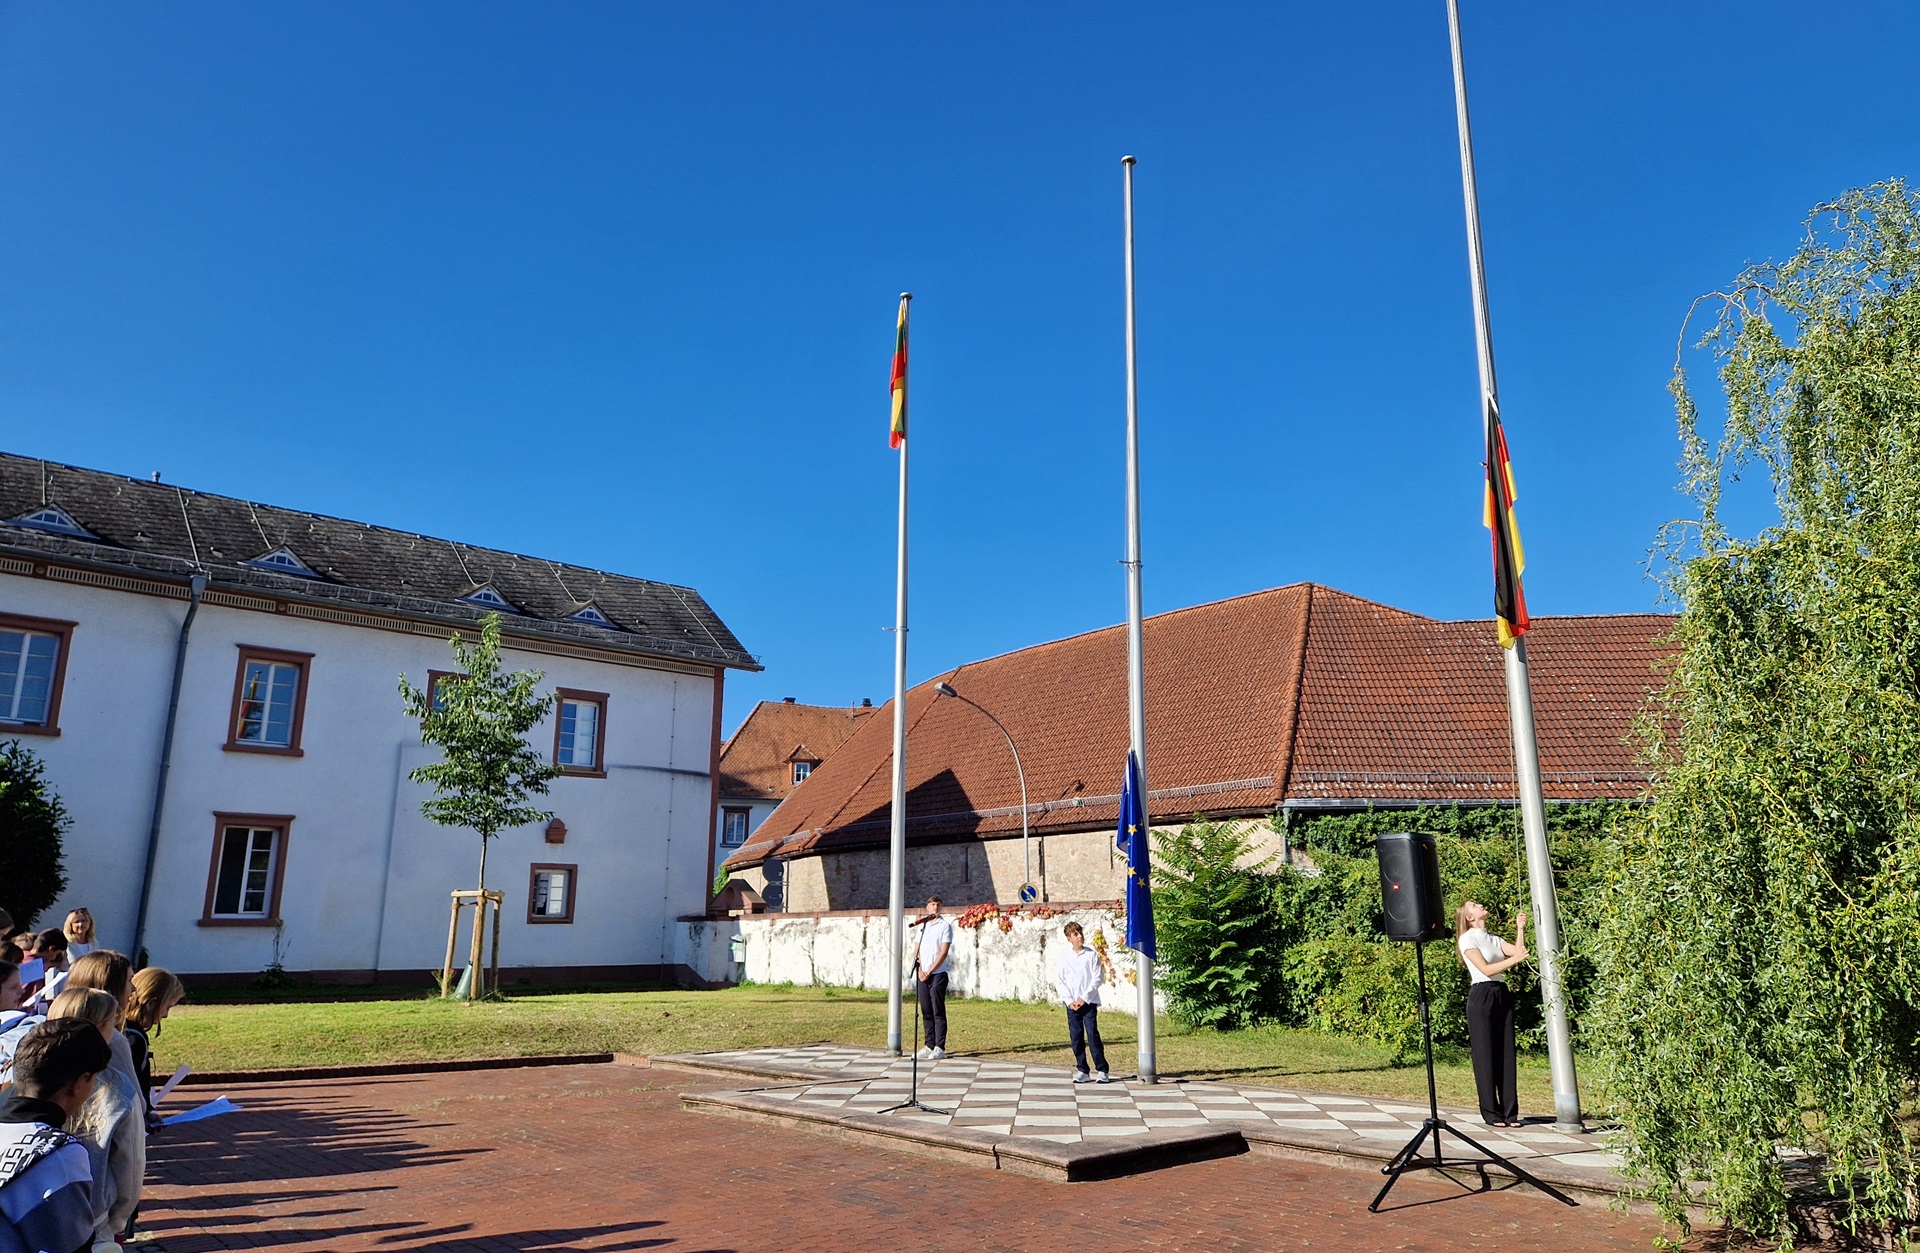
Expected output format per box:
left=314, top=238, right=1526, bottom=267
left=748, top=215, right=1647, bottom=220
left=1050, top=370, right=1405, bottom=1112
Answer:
left=889, top=294, right=909, bottom=449
left=1483, top=395, right=1529, bottom=647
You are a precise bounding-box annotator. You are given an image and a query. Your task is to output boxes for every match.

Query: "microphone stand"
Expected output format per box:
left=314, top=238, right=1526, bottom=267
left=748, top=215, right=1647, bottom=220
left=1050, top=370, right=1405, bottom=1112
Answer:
left=1369, top=940, right=1575, bottom=1211
left=879, top=916, right=949, bottom=1116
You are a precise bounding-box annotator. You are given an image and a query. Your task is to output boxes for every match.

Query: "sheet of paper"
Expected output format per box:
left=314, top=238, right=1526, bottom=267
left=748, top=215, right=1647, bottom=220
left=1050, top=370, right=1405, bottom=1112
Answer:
left=151, top=1065, right=190, bottom=1105
left=15, top=958, right=42, bottom=984
left=161, top=1096, right=242, bottom=1126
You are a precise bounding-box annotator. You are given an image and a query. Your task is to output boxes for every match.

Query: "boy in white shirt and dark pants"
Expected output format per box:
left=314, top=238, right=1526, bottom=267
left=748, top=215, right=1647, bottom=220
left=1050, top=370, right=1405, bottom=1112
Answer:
left=1056, top=922, right=1109, bottom=1083
left=914, top=896, right=954, bottom=1059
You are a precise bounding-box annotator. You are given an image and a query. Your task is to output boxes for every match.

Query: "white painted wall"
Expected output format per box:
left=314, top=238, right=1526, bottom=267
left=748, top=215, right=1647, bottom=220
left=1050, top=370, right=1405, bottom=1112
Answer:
left=731, top=908, right=1164, bottom=1015
left=712, top=796, right=777, bottom=884
left=1, top=570, right=722, bottom=979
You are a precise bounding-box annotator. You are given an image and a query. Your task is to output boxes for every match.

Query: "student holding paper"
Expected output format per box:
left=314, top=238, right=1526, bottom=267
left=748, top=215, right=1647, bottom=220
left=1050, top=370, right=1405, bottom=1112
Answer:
left=124, top=968, right=184, bottom=1124
left=0, top=1018, right=112, bottom=1253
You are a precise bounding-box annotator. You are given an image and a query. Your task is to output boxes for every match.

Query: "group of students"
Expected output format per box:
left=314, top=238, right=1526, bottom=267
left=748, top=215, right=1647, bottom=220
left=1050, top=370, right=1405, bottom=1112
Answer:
left=0, top=907, right=186, bottom=1253
left=911, top=896, right=1115, bottom=1083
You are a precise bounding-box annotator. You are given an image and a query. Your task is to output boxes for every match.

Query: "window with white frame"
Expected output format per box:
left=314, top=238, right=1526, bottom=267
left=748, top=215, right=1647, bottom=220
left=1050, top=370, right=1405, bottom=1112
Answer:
left=206, top=820, right=287, bottom=921
left=0, top=629, right=61, bottom=727
left=792, top=760, right=813, bottom=785
left=529, top=864, right=576, bottom=923
left=228, top=648, right=311, bottom=753
left=554, top=690, right=606, bottom=773
left=722, top=807, right=750, bottom=846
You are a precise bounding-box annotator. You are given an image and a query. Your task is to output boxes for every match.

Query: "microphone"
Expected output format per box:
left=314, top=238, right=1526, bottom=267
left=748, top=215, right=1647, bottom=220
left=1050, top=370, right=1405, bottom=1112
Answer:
left=910, top=913, right=941, bottom=926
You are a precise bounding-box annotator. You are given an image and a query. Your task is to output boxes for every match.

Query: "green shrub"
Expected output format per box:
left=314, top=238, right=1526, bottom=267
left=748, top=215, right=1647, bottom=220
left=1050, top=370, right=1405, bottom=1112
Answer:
left=0, top=741, right=68, bottom=931
left=1153, top=819, right=1282, bottom=1029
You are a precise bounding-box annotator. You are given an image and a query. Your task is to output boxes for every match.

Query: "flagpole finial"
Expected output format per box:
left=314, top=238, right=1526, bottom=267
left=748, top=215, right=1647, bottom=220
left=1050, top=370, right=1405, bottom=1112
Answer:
left=1122, top=155, right=1136, bottom=166
left=899, top=292, right=912, bottom=301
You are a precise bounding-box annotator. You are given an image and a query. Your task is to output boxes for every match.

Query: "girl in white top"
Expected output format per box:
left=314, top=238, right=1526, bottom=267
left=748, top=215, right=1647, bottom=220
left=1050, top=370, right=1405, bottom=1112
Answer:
left=1455, top=901, right=1529, bottom=1127
left=63, top=909, right=95, bottom=959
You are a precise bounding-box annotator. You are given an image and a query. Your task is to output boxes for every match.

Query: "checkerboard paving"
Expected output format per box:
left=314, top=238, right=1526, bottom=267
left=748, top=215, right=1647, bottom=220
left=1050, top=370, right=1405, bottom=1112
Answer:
left=693, top=1045, right=1623, bottom=1173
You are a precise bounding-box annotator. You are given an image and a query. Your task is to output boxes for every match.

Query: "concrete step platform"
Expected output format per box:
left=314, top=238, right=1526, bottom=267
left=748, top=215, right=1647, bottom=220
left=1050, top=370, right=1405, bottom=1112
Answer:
left=663, top=1046, right=1636, bottom=1204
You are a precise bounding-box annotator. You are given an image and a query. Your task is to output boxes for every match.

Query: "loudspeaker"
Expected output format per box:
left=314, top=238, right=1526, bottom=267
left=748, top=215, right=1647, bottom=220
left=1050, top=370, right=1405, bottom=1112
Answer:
left=1376, top=831, right=1445, bottom=942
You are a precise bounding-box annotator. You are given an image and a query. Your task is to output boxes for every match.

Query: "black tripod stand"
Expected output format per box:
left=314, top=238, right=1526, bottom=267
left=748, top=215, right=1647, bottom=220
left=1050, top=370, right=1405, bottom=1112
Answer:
left=1369, top=941, right=1576, bottom=1212
left=878, top=919, right=949, bottom=1116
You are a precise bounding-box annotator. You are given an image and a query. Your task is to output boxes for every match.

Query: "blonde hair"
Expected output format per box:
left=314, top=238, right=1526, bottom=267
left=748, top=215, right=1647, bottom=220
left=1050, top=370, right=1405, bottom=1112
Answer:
left=62, top=909, right=93, bottom=943
left=65, top=950, right=132, bottom=1025
left=1454, top=902, right=1478, bottom=966
left=48, top=987, right=120, bottom=1033
left=126, top=967, right=185, bottom=1030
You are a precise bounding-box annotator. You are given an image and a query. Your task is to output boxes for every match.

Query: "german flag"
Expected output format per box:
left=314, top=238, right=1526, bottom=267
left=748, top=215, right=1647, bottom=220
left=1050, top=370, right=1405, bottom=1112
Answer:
left=889, top=294, right=910, bottom=449
left=1484, top=395, right=1529, bottom=647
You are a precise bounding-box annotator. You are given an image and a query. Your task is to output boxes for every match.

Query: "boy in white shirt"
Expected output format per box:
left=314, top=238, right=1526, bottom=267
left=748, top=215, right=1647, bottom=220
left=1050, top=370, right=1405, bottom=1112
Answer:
left=1056, top=922, right=1109, bottom=1083
left=913, top=896, right=954, bottom=1060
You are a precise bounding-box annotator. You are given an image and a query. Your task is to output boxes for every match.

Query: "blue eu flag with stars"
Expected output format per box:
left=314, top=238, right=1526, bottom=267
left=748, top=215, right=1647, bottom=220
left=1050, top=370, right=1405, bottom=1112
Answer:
left=1116, top=750, right=1156, bottom=959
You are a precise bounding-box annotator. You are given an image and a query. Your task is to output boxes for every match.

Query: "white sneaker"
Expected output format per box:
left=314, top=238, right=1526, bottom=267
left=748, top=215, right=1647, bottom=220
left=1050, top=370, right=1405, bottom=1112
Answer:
left=1073, top=1071, right=1090, bottom=1083
left=917, top=1047, right=935, bottom=1059
left=1095, top=1071, right=1111, bottom=1084
left=929, top=1047, right=946, bottom=1059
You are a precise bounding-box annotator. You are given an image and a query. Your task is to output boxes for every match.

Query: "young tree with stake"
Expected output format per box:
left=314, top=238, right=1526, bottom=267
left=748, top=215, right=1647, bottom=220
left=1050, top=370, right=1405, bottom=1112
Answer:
left=399, top=613, right=561, bottom=999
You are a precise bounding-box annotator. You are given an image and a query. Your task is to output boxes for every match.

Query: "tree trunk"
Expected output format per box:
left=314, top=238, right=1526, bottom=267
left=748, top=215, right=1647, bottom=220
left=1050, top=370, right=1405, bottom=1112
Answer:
left=467, top=834, right=491, bottom=1002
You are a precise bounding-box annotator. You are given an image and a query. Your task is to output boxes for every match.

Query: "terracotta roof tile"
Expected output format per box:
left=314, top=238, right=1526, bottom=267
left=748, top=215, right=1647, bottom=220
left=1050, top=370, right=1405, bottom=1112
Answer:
left=725, top=584, right=1673, bottom=870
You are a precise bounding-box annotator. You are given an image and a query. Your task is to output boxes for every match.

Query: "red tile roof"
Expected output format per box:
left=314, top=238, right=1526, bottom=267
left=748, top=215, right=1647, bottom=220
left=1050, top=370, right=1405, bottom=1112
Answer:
left=717, top=700, right=875, bottom=802
left=724, top=584, right=1673, bottom=870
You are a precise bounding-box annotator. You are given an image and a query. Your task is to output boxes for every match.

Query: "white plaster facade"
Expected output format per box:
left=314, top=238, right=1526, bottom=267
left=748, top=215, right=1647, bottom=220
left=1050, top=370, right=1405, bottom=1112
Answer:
left=3, top=568, right=729, bottom=983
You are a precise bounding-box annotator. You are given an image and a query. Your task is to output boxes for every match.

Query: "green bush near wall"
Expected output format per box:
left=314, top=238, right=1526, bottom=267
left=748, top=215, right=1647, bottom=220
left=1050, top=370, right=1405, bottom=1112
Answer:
left=1152, top=802, right=1628, bottom=1057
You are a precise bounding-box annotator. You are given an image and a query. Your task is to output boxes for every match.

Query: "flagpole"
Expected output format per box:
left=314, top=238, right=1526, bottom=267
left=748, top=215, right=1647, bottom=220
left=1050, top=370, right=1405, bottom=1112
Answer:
left=1121, top=155, right=1156, bottom=1084
left=886, top=291, right=912, bottom=1057
left=1446, top=0, right=1581, bottom=1130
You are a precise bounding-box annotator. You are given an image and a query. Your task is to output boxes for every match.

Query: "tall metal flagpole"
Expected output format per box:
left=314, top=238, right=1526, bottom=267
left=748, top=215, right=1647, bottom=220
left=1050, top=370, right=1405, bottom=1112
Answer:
left=886, top=292, right=912, bottom=1057
left=1121, top=156, right=1156, bottom=1083
left=1445, top=0, right=1582, bottom=1130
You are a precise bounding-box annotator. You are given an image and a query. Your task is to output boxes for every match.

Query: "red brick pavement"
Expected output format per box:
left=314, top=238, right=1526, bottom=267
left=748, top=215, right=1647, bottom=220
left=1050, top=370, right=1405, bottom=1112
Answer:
left=141, top=1063, right=1678, bottom=1252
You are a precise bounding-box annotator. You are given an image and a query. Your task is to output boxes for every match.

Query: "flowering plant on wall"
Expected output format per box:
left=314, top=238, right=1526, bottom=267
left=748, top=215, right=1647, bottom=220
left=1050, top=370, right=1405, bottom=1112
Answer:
left=954, top=901, right=1072, bottom=931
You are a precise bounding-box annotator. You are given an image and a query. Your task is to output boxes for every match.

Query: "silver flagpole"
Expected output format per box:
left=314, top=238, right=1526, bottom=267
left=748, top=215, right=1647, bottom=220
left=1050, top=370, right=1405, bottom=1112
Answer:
left=886, top=292, right=912, bottom=1057
left=1121, top=156, right=1156, bottom=1083
left=1445, top=0, right=1582, bottom=1130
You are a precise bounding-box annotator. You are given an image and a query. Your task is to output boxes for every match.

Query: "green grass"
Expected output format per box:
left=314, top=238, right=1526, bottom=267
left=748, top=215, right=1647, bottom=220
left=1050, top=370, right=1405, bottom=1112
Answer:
left=156, top=985, right=1561, bottom=1109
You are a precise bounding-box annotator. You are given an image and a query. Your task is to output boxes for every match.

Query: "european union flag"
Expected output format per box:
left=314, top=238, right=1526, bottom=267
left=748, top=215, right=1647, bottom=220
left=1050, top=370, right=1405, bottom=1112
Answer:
left=1116, top=750, right=1156, bottom=960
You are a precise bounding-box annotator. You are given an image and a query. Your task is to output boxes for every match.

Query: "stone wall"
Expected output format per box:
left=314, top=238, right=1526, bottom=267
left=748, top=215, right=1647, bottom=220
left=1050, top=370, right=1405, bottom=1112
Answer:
left=733, top=818, right=1283, bottom=913
left=735, top=905, right=1164, bottom=1015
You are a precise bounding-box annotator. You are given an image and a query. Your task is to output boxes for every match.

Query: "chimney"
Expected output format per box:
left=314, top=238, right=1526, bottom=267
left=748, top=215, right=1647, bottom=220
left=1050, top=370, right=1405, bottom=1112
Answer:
left=782, top=696, right=796, bottom=704
left=860, top=698, right=872, bottom=708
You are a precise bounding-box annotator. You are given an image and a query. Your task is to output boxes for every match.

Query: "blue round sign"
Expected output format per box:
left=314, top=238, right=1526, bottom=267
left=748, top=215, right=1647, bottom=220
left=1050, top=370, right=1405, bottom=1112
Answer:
left=1019, top=883, right=1039, bottom=904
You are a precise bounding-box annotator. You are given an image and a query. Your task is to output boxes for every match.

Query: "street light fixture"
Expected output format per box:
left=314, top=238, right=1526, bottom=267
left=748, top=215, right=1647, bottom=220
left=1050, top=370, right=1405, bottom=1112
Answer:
left=932, top=681, right=1036, bottom=902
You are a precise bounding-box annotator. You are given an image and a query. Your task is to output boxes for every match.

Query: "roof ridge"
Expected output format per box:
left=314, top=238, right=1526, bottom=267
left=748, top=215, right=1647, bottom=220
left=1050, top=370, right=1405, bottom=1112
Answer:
left=5, top=451, right=706, bottom=596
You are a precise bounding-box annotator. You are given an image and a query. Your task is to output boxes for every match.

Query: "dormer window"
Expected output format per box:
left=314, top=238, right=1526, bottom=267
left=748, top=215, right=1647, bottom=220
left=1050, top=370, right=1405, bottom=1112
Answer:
left=569, top=604, right=617, bottom=629
left=793, top=760, right=813, bottom=785
left=460, top=585, right=518, bottom=613
left=245, top=546, right=321, bottom=579
left=9, top=505, right=95, bottom=539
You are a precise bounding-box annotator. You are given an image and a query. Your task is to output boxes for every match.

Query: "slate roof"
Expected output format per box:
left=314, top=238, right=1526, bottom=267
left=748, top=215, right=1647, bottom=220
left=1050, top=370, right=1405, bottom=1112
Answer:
left=0, top=451, right=758, bottom=670
left=717, top=700, right=876, bottom=802
left=724, top=584, right=1673, bottom=869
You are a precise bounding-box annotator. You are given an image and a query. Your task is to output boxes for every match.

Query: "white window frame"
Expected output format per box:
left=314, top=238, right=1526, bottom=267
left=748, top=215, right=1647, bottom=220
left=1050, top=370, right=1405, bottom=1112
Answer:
left=528, top=863, right=576, bottom=923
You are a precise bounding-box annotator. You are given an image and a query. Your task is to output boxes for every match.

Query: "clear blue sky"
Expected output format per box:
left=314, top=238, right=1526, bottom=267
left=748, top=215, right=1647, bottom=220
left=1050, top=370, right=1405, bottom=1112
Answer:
left=1, top=3, right=1915, bottom=736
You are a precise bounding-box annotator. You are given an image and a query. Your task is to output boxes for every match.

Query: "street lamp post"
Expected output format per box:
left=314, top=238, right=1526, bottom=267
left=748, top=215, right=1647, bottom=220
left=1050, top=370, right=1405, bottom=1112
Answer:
left=932, top=682, right=1035, bottom=901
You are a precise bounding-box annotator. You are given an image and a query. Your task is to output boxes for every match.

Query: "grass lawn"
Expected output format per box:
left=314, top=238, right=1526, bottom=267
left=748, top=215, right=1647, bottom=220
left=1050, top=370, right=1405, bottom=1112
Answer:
left=158, top=985, right=1564, bottom=1110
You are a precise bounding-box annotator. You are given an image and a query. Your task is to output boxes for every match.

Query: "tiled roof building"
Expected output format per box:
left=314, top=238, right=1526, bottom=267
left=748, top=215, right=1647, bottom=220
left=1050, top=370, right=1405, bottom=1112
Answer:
left=713, top=698, right=875, bottom=890
left=725, top=585, right=1671, bottom=911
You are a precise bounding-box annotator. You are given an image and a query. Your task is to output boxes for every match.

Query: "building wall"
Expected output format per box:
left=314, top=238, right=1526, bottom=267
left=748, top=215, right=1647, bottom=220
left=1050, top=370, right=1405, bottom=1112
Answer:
left=712, top=796, right=779, bottom=892
left=2, top=570, right=721, bottom=980
left=734, top=819, right=1284, bottom=913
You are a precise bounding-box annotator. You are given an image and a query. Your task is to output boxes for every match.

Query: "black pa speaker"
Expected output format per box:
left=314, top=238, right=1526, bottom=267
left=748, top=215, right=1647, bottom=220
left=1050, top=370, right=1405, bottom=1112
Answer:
left=1376, top=831, right=1445, bottom=942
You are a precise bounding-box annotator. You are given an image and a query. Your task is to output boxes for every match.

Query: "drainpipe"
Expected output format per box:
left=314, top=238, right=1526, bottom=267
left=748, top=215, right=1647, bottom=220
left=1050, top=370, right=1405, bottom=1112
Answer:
left=131, top=574, right=207, bottom=968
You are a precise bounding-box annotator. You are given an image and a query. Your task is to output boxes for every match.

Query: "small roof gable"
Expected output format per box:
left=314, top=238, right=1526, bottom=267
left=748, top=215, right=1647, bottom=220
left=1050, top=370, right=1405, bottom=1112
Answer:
left=245, top=546, right=321, bottom=579
left=8, top=503, right=96, bottom=539
left=717, top=701, right=875, bottom=800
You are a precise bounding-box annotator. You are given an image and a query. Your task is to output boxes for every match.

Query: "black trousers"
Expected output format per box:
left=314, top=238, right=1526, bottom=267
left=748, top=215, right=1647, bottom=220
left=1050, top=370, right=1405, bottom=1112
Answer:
left=1465, top=980, right=1518, bottom=1123
left=1066, top=1003, right=1108, bottom=1074
left=916, top=971, right=949, bottom=1049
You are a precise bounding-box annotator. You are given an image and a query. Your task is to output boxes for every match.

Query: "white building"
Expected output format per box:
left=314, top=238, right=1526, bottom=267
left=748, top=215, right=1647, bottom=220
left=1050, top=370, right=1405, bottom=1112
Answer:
left=0, top=452, right=758, bottom=985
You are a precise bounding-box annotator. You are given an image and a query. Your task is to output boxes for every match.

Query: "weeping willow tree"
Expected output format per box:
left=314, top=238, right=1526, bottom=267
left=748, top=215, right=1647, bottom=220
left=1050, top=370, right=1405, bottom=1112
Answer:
left=1586, top=181, right=1920, bottom=1243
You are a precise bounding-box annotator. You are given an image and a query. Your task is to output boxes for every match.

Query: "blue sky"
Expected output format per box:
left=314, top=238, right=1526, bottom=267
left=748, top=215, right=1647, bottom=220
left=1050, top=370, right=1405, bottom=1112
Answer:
left=1, top=3, right=1915, bottom=735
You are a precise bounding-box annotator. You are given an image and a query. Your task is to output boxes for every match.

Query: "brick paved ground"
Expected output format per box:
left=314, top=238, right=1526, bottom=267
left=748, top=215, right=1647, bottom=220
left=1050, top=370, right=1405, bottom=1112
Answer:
left=141, top=1063, right=1678, bottom=1252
